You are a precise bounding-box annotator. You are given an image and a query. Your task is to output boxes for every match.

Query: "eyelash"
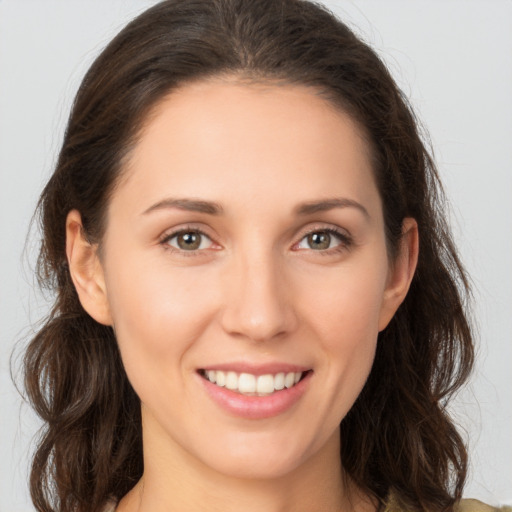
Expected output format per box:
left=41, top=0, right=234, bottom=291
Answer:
left=158, top=226, right=352, bottom=256
left=295, top=227, right=353, bottom=256
left=159, top=226, right=215, bottom=257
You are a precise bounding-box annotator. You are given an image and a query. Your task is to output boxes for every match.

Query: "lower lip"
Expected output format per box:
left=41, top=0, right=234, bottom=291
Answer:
left=199, top=372, right=312, bottom=420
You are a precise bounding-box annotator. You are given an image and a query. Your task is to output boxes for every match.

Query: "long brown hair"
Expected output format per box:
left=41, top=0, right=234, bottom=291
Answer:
left=24, top=1, right=474, bottom=511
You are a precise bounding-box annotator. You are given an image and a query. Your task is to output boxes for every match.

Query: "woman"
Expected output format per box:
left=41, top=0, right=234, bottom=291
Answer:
left=23, top=0, right=494, bottom=511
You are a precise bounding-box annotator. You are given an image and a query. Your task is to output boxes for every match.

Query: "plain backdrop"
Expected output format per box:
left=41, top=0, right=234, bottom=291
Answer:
left=1, top=1, right=511, bottom=511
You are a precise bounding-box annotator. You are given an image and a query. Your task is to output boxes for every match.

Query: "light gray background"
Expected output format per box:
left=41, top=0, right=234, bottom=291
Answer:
left=1, top=1, right=511, bottom=511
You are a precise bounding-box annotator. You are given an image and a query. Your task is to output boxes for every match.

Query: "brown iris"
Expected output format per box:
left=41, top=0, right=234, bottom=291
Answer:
left=176, top=231, right=202, bottom=250
left=307, top=231, right=331, bottom=250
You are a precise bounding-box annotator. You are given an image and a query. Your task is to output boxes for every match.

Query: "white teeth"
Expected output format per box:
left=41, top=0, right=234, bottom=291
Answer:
left=256, top=374, right=274, bottom=394
left=238, top=373, right=256, bottom=393
left=215, top=370, right=226, bottom=387
left=284, top=372, right=295, bottom=389
left=274, top=372, right=285, bottom=390
left=225, top=371, right=238, bottom=390
left=203, top=370, right=305, bottom=395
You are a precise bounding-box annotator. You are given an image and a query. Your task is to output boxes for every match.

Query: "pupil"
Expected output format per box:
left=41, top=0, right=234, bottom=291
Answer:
left=178, top=232, right=200, bottom=250
left=308, top=232, right=330, bottom=250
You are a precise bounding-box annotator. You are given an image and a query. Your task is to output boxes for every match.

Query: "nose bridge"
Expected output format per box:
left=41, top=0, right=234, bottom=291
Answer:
left=220, top=241, right=296, bottom=342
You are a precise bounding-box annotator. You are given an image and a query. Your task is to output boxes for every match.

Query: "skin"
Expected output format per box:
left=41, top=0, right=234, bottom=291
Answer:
left=66, top=79, right=418, bottom=512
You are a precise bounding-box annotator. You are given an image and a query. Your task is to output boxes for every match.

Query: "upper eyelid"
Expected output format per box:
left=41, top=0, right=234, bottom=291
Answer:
left=294, top=227, right=351, bottom=248
left=296, top=223, right=351, bottom=240
left=163, top=230, right=213, bottom=243
left=159, top=228, right=217, bottom=256
left=159, top=224, right=214, bottom=242
left=158, top=226, right=210, bottom=249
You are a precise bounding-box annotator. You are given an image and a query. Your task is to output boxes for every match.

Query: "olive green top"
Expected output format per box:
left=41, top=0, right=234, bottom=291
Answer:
left=383, top=495, right=511, bottom=512
left=456, top=500, right=511, bottom=512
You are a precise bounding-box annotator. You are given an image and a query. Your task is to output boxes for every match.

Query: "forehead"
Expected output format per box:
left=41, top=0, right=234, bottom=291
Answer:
left=137, top=78, right=371, bottom=157
left=114, top=78, right=379, bottom=219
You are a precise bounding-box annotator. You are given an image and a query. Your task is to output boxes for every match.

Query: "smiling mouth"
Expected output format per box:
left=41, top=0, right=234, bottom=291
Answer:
left=198, top=369, right=310, bottom=396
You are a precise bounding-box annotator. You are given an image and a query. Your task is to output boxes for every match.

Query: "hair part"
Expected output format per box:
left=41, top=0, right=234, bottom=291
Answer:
left=24, top=1, right=474, bottom=511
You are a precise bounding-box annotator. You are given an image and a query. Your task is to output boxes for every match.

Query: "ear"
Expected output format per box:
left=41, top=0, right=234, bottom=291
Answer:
left=66, top=210, right=112, bottom=326
left=378, top=217, right=419, bottom=331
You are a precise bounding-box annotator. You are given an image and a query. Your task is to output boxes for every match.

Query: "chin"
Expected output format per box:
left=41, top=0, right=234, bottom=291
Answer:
left=207, top=452, right=304, bottom=481
left=194, top=428, right=331, bottom=482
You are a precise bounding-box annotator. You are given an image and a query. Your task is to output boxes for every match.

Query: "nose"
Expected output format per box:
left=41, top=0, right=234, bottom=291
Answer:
left=220, top=250, right=298, bottom=343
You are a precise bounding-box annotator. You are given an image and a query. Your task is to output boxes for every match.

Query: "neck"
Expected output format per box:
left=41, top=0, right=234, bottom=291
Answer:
left=116, top=413, right=375, bottom=512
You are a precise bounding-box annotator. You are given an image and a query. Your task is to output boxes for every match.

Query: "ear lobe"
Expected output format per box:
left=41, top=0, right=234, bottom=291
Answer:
left=65, top=210, right=112, bottom=326
left=378, top=217, right=419, bottom=331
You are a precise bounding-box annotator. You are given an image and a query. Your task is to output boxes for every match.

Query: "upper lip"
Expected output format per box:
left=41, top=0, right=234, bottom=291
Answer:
left=198, top=362, right=311, bottom=376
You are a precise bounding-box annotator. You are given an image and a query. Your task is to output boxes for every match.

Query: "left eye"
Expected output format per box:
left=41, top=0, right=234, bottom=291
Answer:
left=296, top=230, right=344, bottom=251
left=165, top=230, right=213, bottom=251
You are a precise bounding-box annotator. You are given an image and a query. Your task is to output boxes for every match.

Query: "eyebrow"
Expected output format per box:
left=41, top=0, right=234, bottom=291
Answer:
left=142, top=198, right=224, bottom=216
left=294, top=198, right=370, bottom=219
left=142, top=196, right=369, bottom=218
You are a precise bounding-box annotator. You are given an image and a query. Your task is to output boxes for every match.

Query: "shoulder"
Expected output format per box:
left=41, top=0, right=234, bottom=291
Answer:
left=456, top=499, right=512, bottom=512
left=384, top=494, right=510, bottom=512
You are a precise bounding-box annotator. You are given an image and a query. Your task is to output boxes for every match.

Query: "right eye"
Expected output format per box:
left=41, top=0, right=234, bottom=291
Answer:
left=162, top=230, right=214, bottom=252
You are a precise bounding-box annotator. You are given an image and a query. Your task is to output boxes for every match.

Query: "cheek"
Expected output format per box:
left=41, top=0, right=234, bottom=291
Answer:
left=300, top=257, right=388, bottom=346
left=103, top=264, right=225, bottom=427
left=296, top=256, right=388, bottom=409
left=103, top=250, right=219, bottom=376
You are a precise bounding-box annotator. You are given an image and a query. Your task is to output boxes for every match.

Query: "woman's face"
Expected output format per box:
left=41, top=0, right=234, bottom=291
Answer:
left=74, top=79, right=415, bottom=480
